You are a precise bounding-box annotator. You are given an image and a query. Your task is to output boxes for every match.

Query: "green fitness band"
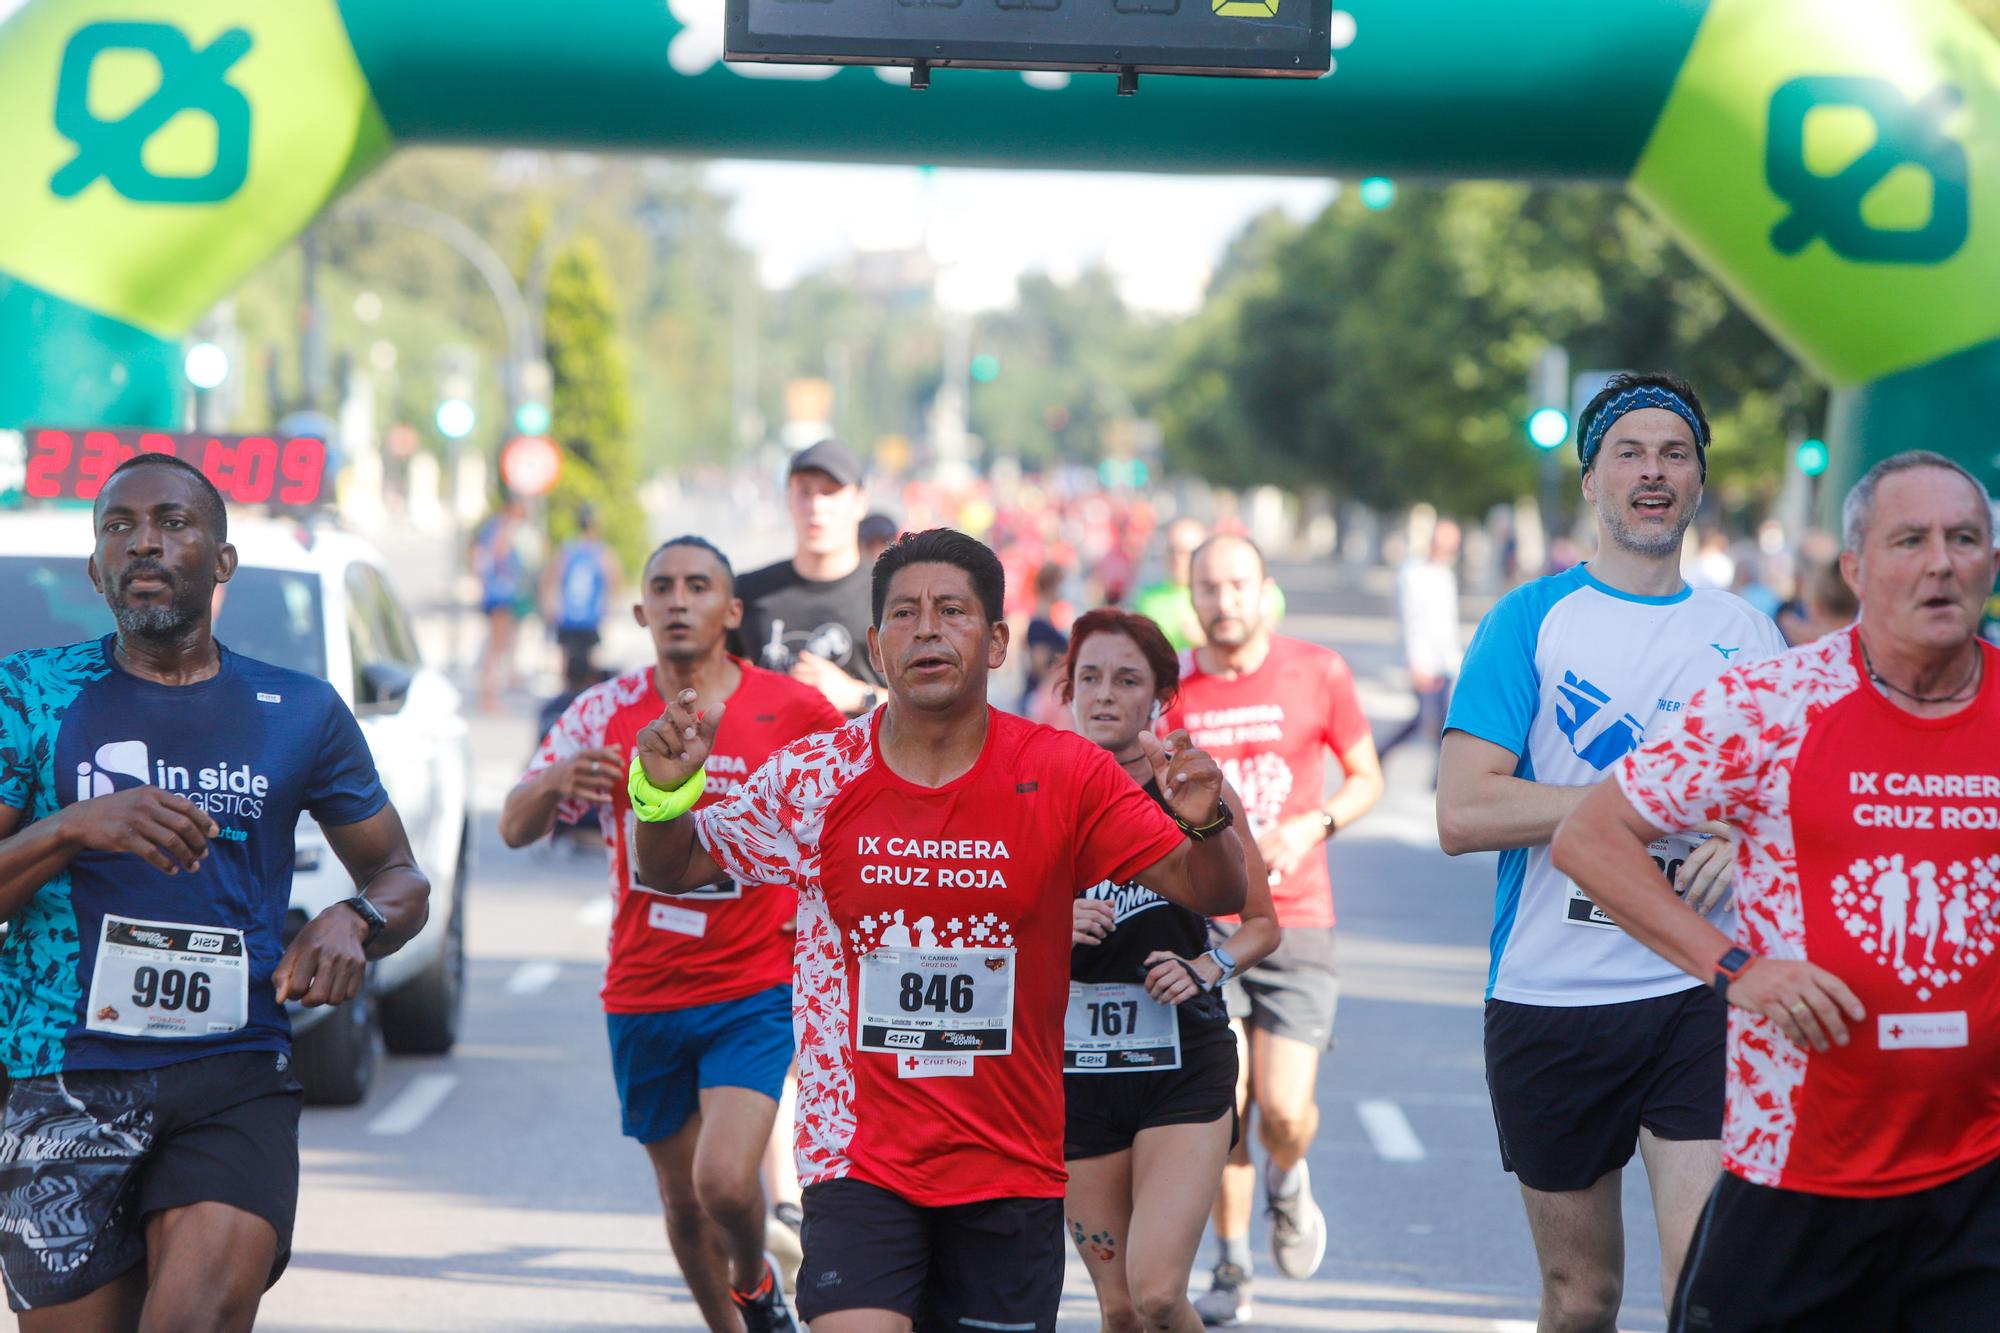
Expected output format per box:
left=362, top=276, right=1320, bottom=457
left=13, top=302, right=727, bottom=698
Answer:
left=628, top=757, right=707, bottom=823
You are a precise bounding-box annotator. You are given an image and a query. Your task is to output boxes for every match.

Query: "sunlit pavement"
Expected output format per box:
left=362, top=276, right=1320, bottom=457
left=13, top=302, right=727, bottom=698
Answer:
left=258, top=551, right=1672, bottom=1332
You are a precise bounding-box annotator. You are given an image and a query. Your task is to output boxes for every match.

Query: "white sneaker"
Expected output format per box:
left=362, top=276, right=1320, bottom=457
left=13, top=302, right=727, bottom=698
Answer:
left=1266, top=1160, right=1327, bottom=1279
left=1193, top=1262, right=1252, bottom=1326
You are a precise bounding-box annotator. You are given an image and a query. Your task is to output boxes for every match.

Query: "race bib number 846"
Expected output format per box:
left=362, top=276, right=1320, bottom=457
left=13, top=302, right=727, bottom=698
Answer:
left=858, top=946, right=1015, bottom=1055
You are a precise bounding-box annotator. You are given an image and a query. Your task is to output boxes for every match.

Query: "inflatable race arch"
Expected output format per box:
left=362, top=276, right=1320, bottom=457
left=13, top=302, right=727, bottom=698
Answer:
left=2, top=0, right=1997, bottom=501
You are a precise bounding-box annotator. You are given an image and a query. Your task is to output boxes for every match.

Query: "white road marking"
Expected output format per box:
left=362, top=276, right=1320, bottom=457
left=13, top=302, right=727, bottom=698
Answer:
left=1493, top=1322, right=1538, bottom=1333
left=505, top=961, right=561, bottom=995
left=366, top=1073, right=460, bottom=1136
left=577, top=897, right=614, bottom=926
left=1356, top=1098, right=1427, bottom=1162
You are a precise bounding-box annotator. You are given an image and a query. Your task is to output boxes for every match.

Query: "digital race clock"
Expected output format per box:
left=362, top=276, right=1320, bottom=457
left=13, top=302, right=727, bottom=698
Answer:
left=19, top=429, right=329, bottom=511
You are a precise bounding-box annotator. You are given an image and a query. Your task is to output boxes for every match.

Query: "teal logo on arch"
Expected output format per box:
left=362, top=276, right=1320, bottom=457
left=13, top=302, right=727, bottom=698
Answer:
left=1766, top=75, right=1968, bottom=265
left=50, top=22, right=253, bottom=205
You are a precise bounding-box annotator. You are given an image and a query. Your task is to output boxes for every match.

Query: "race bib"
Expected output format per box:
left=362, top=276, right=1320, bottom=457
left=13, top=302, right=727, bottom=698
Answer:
left=1064, top=981, right=1182, bottom=1072
left=85, top=915, right=249, bottom=1039
left=1565, top=832, right=1713, bottom=930
left=857, top=947, right=1014, bottom=1056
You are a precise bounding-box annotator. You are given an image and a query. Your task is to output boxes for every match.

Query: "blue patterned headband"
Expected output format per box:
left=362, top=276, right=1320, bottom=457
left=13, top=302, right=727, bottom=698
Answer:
left=1579, top=385, right=1707, bottom=478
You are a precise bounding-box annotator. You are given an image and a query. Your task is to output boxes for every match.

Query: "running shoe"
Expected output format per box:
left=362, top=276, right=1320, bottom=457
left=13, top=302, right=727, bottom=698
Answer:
left=732, top=1252, right=799, bottom=1333
left=1266, top=1159, right=1328, bottom=1279
left=1193, top=1262, right=1253, bottom=1326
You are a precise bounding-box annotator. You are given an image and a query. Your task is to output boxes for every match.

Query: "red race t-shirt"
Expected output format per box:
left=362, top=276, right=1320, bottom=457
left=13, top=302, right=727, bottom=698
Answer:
left=524, top=659, right=843, bottom=1014
left=1165, top=636, right=1371, bottom=929
left=1619, top=628, right=2000, bottom=1197
left=693, top=708, right=1186, bottom=1206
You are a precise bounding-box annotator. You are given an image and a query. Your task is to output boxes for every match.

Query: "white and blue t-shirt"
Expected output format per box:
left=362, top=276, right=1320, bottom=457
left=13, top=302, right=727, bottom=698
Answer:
left=0, top=636, right=387, bottom=1077
left=1446, top=565, right=1786, bottom=1007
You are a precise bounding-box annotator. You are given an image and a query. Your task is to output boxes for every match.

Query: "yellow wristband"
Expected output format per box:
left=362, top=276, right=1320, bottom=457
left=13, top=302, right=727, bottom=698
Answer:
left=628, top=756, right=707, bottom=823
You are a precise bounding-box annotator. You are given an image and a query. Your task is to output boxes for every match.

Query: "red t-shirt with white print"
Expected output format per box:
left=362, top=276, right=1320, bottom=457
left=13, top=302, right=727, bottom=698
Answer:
left=693, top=707, right=1186, bottom=1206
left=1618, top=628, right=2000, bottom=1197
left=524, top=659, right=842, bottom=1013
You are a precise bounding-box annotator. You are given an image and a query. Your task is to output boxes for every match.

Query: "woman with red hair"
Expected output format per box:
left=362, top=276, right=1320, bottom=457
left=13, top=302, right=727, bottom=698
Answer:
left=1060, top=608, right=1281, bottom=1333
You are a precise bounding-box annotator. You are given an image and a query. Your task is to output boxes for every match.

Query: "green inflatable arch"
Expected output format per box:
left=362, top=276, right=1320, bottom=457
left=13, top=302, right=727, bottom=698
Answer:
left=3, top=0, right=1998, bottom=503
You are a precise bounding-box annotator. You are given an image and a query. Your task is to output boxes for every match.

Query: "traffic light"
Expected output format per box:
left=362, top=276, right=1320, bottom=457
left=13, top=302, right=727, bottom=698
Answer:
left=435, top=398, right=475, bottom=440
left=1358, top=177, right=1395, bottom=210
left=1527, top=407, right=1569, bottom=450
left=970, top=354, right=1000, bottom=383
left=1526, top=346, right=1570, bottom=450
left=1795, top=437, right=1829, bottom=477
left=514, top=400, right=551, bottom=436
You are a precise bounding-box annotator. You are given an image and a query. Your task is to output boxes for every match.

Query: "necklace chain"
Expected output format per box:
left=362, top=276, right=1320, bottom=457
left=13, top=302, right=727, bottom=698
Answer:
left=1861, top=639, right=1983, bottom=706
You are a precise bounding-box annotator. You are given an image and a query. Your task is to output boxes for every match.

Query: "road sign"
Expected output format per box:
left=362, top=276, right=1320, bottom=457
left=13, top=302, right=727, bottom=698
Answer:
left=500, top=434, right=561, bottom=498
left=725, top=0, right=1330, bottom=81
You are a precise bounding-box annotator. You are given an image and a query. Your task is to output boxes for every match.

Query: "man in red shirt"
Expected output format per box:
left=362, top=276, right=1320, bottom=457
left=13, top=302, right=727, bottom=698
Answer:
left=1167, top=534, right=1383, bottom=1319
left=502, top=536, right=841, bottom=1333
left=1555, top=451, right=2000, bottom=1330
left=627, top=528, right=1249, bottom=1333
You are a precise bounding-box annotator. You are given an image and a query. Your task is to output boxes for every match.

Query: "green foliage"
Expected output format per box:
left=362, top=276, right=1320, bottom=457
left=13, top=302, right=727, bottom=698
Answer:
left=967, top=269, right=1170, bottom=467
left=544, top=237, right=645, bottom=573
left=1156, top=185, right=1825, bottom=520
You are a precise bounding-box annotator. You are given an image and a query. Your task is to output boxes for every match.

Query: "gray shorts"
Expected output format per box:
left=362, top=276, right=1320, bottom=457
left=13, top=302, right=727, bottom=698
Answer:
left=1218, top=925, right=1339, bottom=1051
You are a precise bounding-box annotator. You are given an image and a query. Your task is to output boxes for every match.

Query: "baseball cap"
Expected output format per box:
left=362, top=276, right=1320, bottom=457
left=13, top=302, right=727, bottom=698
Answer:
left=787, top=439, right=865, bottom=489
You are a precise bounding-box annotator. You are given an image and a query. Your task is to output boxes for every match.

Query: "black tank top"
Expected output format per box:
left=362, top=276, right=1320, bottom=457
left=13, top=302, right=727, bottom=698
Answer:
left=1070, top=779, right=1230, bottom=1037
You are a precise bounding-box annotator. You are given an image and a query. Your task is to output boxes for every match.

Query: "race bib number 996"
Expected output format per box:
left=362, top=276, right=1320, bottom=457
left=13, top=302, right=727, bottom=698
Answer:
left=85, top=915, right=249, bottom=1039
left=858, top=947, right=1015, bottom=1056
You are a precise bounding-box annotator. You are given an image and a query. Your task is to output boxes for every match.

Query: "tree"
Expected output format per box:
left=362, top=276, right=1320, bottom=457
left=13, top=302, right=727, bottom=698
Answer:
left=1156, top=185, right=1824, bottom=520
left=544, top=237, right=645, bottom=571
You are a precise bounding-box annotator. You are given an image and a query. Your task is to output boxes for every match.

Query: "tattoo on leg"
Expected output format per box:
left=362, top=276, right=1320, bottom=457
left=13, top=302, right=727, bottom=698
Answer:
left=1068, top=1218, right=1118, bottom=1262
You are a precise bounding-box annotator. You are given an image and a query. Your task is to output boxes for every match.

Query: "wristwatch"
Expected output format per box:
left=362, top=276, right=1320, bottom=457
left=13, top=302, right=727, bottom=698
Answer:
left=341, top=895, right=387, bottom=947
left=1712, top=946, right=1756, bottom=1000
left=1318, top=809, right=1339, bottom=840
left=1204, top=944, right=1238, bottom=989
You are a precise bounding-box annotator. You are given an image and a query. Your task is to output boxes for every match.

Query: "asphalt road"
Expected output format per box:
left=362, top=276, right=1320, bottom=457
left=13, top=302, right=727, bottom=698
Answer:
left=257, top=553, right=1676, bottom=1333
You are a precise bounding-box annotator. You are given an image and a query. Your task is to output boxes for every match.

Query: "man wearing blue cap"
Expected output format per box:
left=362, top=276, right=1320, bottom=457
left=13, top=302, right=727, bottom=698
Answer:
left=1435, top=372, right=1786, bottom=1331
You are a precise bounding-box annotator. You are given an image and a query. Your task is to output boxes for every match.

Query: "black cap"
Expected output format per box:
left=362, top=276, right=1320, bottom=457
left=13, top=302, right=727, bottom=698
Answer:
left=787, top=438, right=865, bottom=489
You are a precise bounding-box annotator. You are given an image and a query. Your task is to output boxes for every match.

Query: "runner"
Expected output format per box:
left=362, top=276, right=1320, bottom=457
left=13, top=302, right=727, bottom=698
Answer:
left=501, top=535, right=841, bottom=1333
left=1169, top=533, right=1382, bottom=1323
left=1377, top=518, right=1463, bottom=787
left=1553, top=450, right=2000, bottom=1331
left=544, top=502, right=621, bottom=679
left=0, top=453, right=430, bottom=1329
left=1435, top=372, right=1786, bottom=1330
left=1060, top=608, right=1280, bottom=1333
left=729, top=440, right=885, bottom=718
left=629, top=528, right=1250, bottom=1333
left=471, top=498, right=537, bottom=713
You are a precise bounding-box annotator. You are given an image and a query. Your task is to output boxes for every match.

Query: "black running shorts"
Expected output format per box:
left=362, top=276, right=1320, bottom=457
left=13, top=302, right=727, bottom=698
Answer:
left=795, top=1177, right=1065, bottom=1331
left=0, top=1050, right=303, bottom=1312
left=1673, top=1154, right=2000, bottom=1332
left=1064, top=1032, right=1238, bottom=1160
left=1484, top=985, right=1724, bottom=1193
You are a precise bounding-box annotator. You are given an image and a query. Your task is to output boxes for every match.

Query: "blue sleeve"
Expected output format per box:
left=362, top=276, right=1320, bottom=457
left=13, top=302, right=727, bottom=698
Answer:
left=306, top=686, right=390, bottom=827
left=1444, top=582, right=1558, bottom=759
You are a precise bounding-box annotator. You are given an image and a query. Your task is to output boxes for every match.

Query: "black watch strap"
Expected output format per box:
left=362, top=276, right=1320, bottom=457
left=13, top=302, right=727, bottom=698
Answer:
left=342, top=895, right=387, bottom=946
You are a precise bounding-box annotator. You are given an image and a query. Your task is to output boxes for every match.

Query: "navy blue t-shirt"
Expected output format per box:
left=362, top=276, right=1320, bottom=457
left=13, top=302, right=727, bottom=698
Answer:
left=0, top=636, right=388, bottom=1077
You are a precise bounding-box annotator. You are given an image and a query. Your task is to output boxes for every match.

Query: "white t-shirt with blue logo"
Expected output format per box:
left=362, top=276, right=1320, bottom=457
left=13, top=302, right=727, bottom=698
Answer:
left=1446, top=565, right=1786, bottom=1007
